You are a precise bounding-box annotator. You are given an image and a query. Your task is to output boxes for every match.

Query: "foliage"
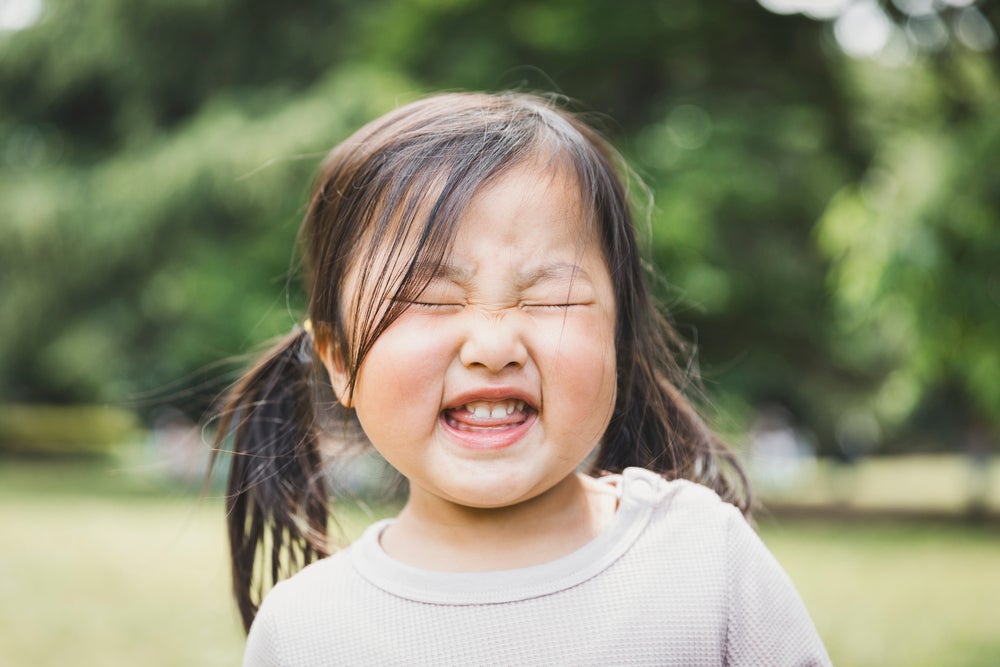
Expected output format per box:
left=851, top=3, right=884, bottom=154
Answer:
left=817, top=54, right=1000, bottom=433
left=1, top=63, right=416, bottom=408
left=1, top=0, right=998, bottom=450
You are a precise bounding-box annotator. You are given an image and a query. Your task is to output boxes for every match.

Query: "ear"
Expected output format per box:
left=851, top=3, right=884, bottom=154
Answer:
left=315, top=337, right=354, bottom=409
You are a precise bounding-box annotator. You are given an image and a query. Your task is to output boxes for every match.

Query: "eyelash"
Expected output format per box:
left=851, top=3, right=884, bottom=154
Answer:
left=524, top=303, right=577, bottom=310
left=392, top=299, right=580, bottom=312
left=410, top=301, right=462, bottom=310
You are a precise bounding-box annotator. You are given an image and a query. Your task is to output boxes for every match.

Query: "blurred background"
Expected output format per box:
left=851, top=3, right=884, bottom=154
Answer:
left=1, top=0, right=998, bottom=664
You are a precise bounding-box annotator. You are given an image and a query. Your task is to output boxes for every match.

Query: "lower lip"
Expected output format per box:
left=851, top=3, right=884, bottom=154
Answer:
left=439, top=412, right=537, bottom=451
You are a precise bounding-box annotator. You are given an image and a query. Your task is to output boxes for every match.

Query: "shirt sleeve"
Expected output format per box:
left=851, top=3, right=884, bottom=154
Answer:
left=242, top=592, right=284, bottom=667
left=723, top=507, right=833, bottom=667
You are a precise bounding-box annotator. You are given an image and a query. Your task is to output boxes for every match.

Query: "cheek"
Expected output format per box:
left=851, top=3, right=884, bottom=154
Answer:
left=352, top=322, right=452, bottom=438
left=537, top=314, right=617, bottom=437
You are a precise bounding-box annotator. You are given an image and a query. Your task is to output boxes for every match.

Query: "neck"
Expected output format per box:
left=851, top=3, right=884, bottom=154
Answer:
left=381, top=473, right=617, bottom=571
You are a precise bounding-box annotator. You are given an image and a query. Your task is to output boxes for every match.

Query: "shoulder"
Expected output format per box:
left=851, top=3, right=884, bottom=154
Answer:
left=244, top=548, right=361, bottom=665
left=619, top=466, right=745, bottom=530
left=609, top=468, right=749, bottom=591
left=623, top=468, right=793, bottom=589
left=258, top=547, right=355, bottom=612
left=617, top=468, right=770, bottom=598
left=249, top=547, right=356, bottom=636
left=622, top=468, right=832, bottom=664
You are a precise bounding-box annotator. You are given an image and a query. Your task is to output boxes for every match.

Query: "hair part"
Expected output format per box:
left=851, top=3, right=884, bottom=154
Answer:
left=214, top=90, right=751, bottom=634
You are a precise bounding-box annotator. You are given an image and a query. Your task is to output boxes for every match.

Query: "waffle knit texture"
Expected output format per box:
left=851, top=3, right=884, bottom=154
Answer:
left=243, top=468, right=832, bottom=666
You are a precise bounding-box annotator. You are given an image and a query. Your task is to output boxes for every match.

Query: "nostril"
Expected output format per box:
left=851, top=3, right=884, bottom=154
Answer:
left=458, top=329, right=528, bottom=372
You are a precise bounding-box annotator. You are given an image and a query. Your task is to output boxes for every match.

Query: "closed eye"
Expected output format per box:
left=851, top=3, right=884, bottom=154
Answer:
left=390, top=298, right=463, bottom=311
left=520, top=302, right=589, bottom=310
left=413, top=301, right=463, bottom=310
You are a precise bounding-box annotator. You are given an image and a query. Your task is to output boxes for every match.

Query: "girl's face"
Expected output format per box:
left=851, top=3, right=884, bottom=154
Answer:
left=326, top=162, right=617, bottom=512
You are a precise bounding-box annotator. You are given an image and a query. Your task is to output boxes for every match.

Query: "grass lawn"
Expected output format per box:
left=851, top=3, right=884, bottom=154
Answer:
left=761, top=518, right=1000, bottom=666
left=0, top=458, right=385, bottom=667
left=1, top=456, right=998, bottom=666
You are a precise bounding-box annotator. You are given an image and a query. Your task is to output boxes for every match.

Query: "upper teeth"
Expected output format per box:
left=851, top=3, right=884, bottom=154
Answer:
left=464, top=400, right=525, bottom=418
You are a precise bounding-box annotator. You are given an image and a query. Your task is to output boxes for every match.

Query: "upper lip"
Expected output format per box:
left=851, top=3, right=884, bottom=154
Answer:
left=444, top=386, right=539, bottom=411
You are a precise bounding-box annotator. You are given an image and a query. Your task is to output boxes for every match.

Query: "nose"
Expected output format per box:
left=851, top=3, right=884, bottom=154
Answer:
left=459, top=309, right=528, bottom=372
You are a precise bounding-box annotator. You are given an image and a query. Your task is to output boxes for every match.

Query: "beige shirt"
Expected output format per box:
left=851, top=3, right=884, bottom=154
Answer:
left=244, top=468, right=831, bottom=666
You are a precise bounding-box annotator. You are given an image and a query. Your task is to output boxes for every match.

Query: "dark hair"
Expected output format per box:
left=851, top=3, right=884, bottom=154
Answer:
left=212, top=91, right=751, bottom=633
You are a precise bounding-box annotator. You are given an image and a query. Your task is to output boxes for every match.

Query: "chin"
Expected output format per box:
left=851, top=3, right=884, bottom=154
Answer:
left=438, top=467, right=572, bottom=511
left=441, top=483, right=532, bottom=510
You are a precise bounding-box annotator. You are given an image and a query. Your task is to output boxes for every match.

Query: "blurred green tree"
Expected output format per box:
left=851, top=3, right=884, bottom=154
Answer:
left=817, top=53, right=1000, bottom=442
left=0, top=0, right=996, bottom=452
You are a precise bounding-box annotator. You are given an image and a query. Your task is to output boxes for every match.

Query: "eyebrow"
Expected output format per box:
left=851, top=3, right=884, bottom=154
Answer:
left=514, top=261, right=593, bottom=291
left=410, top=261, right=472, bottom=285
left=412, top=260, right=592, bottom=290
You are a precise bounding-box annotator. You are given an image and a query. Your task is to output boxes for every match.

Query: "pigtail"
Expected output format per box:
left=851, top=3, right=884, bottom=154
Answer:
left=211, top=328, right=330, bottom=633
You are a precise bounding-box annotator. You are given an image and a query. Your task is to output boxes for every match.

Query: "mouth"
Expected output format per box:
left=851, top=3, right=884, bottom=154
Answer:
left=443, top=399, right=535, bottom=431
left=440, top=396, right=538, bottom=450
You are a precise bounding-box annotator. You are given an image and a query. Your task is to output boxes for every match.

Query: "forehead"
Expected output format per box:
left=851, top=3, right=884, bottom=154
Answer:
left=463, top=161, right=587, bottom=224
left=406, top=164, right=602, bottom=292
left=361, top=157, right=597, bottom=272
left=354, top=157, right=595, bottom=262
left=448, top=162, right=596, bottom=259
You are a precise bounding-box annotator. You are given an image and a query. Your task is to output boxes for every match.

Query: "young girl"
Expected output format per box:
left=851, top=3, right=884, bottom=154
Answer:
left=215, top=92, right=831, bottom=666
